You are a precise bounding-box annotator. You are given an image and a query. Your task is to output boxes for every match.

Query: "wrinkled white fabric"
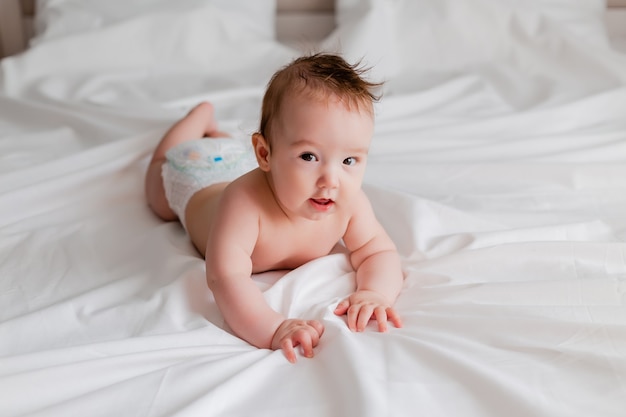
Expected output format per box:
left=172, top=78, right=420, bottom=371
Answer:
left=1, top=3, right=626, bottom=417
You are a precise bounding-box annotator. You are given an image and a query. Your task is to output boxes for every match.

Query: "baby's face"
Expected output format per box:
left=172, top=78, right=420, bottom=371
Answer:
left=265, top=93, right=374, bottom=220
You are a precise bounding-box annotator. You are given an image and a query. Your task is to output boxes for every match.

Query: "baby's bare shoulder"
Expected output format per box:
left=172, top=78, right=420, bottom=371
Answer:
left=221, top=169, right=270, bottom=208
left=344, top=189, right=380, bottom=237
left=349, top=189, right=374, bottom=217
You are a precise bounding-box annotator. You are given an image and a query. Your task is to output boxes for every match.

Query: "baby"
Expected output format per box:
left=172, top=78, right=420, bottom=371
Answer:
left=145, top=54, right=404, bottom=363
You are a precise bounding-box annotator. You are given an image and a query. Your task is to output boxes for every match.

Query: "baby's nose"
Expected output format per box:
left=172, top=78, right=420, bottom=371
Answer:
left=317, top=165, right=339, bottom=189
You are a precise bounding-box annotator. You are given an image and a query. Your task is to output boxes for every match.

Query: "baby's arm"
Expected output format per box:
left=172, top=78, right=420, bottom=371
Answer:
left=336, top=190, right=404, bottom=332
left=205, top=187, right=323, bottom=362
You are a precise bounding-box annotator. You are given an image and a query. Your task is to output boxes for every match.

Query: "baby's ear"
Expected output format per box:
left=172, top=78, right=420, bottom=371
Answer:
left=252, top=133, right=271, bottom=172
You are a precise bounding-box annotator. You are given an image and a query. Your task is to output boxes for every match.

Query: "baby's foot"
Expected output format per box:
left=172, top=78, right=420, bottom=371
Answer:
left=189, top=102, right=231, bottom=138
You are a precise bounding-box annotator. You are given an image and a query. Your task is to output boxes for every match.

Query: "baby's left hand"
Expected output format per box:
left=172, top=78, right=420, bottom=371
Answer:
left=334, top=290, right=402, bottom=332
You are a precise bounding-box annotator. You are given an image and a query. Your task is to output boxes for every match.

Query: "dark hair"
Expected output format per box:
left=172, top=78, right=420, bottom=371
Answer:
left=258, top=53, right=382, bottom=143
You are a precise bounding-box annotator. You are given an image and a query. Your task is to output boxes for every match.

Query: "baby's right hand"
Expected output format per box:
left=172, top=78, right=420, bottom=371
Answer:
left=271, top=319, right=324, bottom=363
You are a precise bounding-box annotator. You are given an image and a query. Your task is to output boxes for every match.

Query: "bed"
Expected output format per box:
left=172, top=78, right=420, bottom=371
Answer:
left=1, top=0, right=626, bottom=416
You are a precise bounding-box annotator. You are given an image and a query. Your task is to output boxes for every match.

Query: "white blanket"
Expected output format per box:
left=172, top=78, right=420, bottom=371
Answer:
left=1, top=2, right=626, bottom=416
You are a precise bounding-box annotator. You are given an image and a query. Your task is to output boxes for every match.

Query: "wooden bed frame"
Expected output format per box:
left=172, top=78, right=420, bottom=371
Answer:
left=1, top=0, right=625, bottom=59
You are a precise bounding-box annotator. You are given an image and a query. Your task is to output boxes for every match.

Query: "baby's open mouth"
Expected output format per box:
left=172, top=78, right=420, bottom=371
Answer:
left=309, top=198, right=335, bottom=211
left=312, top=198, right=332, bottom=205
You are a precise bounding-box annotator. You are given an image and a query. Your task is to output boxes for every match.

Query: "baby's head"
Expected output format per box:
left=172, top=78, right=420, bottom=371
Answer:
left=258, top=53, right=381, bottom=145
left=252, top=54, right=381, bottom=221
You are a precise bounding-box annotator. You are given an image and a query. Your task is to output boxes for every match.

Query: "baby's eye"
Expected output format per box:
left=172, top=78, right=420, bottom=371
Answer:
left=343, top=157, right=357, bottom=166
left=300, top=153, right=318, bottom=162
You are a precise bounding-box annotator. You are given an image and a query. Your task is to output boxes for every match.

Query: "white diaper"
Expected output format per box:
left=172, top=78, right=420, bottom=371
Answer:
left=161, top=138, right=258, bottom=229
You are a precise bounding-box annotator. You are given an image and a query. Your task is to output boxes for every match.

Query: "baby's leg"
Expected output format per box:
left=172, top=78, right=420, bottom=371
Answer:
left=145, top=102, right=228, bottom=221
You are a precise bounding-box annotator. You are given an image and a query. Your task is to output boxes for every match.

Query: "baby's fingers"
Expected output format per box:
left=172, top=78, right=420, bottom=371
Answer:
left=280, top=325, right=322, bottom=363
left=355, top=305, right=375, bottom=332
left=348, top=305, right=403, bottom=333
left=346, top=304, right=370, bottom=332
left=386, top=307, right=403, bottom=329
left=374, top=306, right=389, bottom=333
left=299, top=334, right=315, bottom=359
left=281, top=338, right=297, bottom=364
left=306, top=320, right=325, bottom=340
left=373, top=307, right=403, bottom=331
left=293, top=329, right=316, bottom=359
left=334, top=299, right=350, bottom=316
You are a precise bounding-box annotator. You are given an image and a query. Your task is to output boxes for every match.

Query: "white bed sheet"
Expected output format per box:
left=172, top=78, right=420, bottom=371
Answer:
left=1, top=3, right=626, bottom=417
